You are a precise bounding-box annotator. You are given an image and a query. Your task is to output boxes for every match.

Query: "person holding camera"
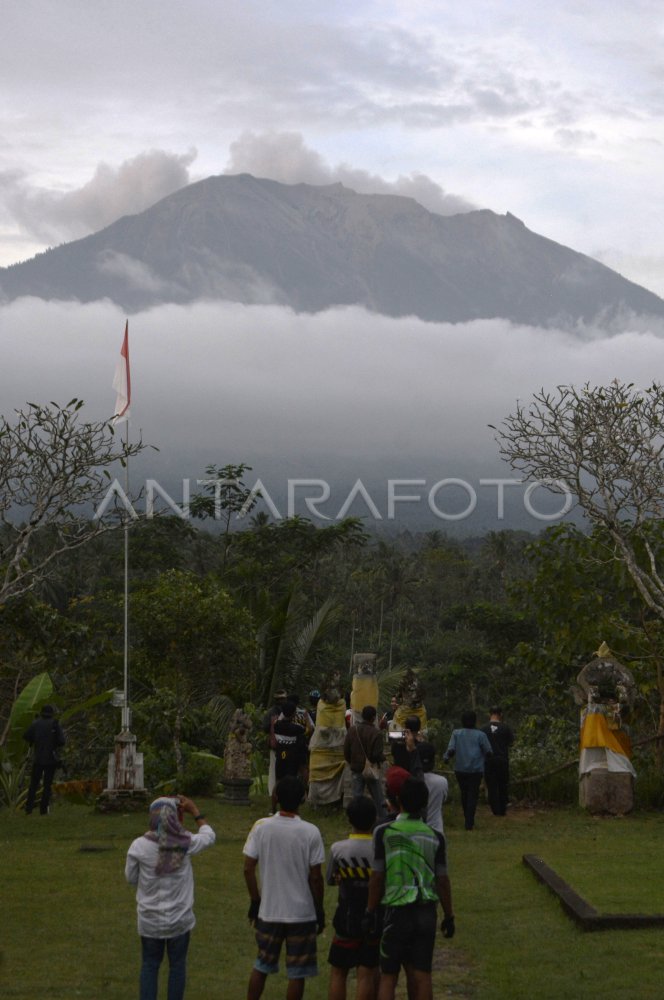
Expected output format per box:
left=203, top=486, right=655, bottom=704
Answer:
left=23, top=704, right=65, bottom=815
left=125, top=795, right=215, bottom=1000
left=388, top=715, right=424, bottom=778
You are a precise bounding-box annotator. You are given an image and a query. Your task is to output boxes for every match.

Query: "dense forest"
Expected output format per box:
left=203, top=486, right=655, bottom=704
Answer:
left=3, top=486, right=664, bottom=804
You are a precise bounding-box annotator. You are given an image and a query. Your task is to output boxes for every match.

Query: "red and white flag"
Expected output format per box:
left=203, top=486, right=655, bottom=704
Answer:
left=112, top=321, right=131, bottom=423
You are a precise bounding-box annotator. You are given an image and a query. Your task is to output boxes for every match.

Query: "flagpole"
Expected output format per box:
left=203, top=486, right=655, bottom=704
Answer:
left=103, top=319, right=146, bottom=804
left=122, top=414, right=130, bottom=731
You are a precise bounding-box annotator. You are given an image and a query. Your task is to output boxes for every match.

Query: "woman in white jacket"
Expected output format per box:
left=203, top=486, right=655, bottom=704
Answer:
left=125, top=795, right=215, bottom=1000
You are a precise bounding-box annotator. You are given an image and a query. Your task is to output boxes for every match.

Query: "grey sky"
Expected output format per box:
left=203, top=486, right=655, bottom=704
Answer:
left=2, top=1, right=664, bottom=294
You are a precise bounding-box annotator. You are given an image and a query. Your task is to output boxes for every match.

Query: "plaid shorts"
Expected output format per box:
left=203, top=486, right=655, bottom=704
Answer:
left=254, top=918, right=318, bottom=979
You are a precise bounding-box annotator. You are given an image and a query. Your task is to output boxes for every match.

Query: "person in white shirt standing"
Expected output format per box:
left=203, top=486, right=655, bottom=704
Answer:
left=418, top=742, right=449, bottom=835
left=243, top=775, right=325, bottom=1000
left=125, top=795, right=215, bottom=1000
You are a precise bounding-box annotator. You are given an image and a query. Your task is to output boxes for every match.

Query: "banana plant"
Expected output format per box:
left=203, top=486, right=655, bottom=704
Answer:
left=0, top=672, right=114, bottom=809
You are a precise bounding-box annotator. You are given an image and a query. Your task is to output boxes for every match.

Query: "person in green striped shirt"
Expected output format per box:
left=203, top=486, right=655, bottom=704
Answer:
left=365, top=777, right=454, bottom=1000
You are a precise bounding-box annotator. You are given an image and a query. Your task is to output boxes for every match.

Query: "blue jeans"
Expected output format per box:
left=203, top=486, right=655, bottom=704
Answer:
left=140, top=931, right=190, bottom=1000
left=351, top=770, right=386, bottom=820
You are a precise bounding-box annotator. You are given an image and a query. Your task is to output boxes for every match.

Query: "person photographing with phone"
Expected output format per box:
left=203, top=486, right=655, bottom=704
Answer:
left=125, top=795, right=215, bottom=1000
left=388, top=716, right=424, bottom=778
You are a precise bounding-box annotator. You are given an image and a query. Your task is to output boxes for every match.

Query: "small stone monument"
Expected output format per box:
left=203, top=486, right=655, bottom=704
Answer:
left=97, top=697, right=148, bottom=812
left=573, top=642, right=636, bottom=815
left=220, top=708, right=253, bottom=805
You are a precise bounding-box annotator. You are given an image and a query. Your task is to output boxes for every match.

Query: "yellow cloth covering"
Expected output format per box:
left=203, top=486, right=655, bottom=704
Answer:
left=315, top=698, right=346, bottom=728
left=350, top=675, right=379, bottom=712
left=308, top=698, right=347, bottom=803
left=392, top=704, right=427, bottom=731
left=308, top=748, right=347, bottom=783
left=580, top=711, right=632, bottom=758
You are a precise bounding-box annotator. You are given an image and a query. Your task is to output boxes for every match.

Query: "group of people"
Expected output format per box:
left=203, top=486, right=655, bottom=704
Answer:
left=443, top=707, right=514, bottom=830
left=242, top=764, right=454, bottom=1000
left=123, top=701, right=514, bottom=1000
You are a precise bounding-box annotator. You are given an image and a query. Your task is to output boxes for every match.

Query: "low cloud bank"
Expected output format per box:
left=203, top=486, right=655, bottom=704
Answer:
left=2, top=298, right=664, bottom=531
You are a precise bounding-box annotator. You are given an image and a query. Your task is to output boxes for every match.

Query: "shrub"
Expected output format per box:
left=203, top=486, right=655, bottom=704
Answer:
left=180, top=752, right=223, bottom=796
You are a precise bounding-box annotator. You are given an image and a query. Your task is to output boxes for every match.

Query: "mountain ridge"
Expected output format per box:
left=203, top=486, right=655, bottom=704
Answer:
left=1, top=172, right=663, bottom=329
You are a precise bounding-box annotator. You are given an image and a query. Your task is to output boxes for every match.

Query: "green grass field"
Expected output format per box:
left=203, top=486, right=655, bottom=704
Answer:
left=4, top=792, right=664, bottom=999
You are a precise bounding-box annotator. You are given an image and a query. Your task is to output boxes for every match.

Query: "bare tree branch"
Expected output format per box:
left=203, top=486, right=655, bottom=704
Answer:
left=0, top=399, right=146, bottom=605
left=495, top=380, right=664, bottom=621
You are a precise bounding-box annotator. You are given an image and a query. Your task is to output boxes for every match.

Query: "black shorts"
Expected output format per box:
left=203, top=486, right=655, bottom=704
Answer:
left=380, top=902, right=437, bottom=974
left=328, top=933, right=379, bottom=970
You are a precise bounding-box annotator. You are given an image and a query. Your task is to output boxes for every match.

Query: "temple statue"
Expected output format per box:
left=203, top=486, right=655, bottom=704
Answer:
left=224, top=708, right=253, bottom=781
left=307, top=671, right=347, bottom=807
left=573, top=642, right=636, bottom=815
left=390, top=668, right=428, bottom=735
left=220, top=708, right=254, bottom=804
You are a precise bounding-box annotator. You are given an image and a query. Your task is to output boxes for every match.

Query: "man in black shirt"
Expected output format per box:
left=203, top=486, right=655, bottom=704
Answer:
left=481, top=707, right=514, bottom=816
left=271, top=701, right=307, bottom=813
left=24, top=704, right=65, bottom=815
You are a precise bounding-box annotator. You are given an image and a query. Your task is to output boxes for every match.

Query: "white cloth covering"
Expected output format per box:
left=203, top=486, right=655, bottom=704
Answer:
left=579, top=748, right=636, bottom=777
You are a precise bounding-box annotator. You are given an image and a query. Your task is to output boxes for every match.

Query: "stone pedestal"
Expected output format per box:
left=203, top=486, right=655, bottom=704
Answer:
left=220, top=776, right=253, bottom=805
left=579, top=770, right=634, bottom=815
left=96, top=788, right=150, bottom=812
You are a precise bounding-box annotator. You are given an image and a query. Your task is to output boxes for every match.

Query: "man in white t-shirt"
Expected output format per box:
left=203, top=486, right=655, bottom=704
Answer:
left=243, top=775, right=325, bottom=1000
left=418, top=741, right=448, bottom=835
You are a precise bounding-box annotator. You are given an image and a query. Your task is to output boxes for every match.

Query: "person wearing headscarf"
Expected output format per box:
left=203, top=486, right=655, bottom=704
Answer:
left=125, top=795, right=215, bottom=1000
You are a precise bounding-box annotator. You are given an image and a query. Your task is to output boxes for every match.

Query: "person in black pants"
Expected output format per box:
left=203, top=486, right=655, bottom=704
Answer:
left=482, top=707, right=514, bottom=816
left=24, top=704, right=65, bottom=815
left=443, top=711, right=491, bottom=831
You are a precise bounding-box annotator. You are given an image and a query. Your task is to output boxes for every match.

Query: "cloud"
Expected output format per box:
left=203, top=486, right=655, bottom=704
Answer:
left=0, top=134, right=475, bottom=266
left=2, top=296, right=664, bottom=531
left=96, top=251, right=177, bottom=296
left=1, top=149, right=197, bottom=246
left=226, top=131, right=477, bottom=215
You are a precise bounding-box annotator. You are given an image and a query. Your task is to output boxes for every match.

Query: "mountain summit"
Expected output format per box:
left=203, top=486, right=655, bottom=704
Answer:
left=2, top=173, right=662, bottom=328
